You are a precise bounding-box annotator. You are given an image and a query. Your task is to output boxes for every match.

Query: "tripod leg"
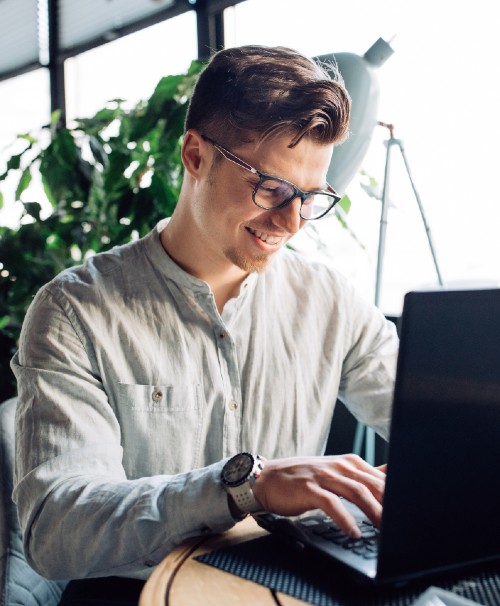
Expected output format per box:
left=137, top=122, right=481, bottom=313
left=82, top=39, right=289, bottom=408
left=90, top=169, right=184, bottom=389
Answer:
left=397, top=142, right=444, bottom=286
left=357, top=138, right=396, bottom=465
left=374, top=139, right=395, bottom=307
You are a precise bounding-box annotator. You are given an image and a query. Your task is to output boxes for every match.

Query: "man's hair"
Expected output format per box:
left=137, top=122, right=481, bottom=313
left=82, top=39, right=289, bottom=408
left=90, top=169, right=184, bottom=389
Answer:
left=185, top=45, right=351, bottom=149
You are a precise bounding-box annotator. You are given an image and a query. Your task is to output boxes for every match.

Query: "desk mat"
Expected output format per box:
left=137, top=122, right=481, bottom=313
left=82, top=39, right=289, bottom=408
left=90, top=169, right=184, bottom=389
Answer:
left=196, top=535, right=500, bottom=606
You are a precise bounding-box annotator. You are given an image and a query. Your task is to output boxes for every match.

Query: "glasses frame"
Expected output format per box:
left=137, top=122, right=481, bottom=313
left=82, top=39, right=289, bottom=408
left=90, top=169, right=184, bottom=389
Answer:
left=201, top=135, right=341, bottom=220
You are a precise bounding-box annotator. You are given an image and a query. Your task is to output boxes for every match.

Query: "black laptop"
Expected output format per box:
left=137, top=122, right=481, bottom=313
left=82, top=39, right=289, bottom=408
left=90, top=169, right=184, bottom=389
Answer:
left=256, top=288, right=500, bottom=585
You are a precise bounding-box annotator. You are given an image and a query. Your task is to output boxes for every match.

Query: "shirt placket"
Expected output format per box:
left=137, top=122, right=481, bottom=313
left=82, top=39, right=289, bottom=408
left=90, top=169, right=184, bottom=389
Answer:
left=193, top=288, right=244, bottom=460
left=214, top=323, right=243, bottom=458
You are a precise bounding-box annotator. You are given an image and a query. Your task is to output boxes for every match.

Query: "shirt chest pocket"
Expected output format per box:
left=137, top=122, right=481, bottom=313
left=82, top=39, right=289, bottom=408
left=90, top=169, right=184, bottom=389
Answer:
left=122, top=384, right=199, bottom=413
left=118, top=383, right=204, bottom=476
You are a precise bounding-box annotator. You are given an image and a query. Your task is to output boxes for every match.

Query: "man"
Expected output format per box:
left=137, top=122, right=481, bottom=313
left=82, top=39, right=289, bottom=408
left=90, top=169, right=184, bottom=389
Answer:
left=12, top=45, right=398, bottom=604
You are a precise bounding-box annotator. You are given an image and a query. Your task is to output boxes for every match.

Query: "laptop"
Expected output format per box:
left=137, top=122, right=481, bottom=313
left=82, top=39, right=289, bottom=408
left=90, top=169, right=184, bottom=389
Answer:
left=256, top=288, right=500, bottom=585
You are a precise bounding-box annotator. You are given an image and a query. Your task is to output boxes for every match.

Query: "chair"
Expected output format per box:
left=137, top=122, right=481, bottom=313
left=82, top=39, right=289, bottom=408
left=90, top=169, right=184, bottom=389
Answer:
left=0, top=397, right=67, bottom=606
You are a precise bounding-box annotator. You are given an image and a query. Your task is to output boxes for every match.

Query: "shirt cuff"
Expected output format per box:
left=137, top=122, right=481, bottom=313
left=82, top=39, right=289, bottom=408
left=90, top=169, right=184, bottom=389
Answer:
left=163, top=458, right=237, bottom=542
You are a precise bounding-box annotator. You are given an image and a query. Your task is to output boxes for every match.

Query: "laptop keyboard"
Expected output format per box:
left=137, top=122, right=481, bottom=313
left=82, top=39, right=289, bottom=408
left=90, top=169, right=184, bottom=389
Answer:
left=298, top=516, right=380, bottom=560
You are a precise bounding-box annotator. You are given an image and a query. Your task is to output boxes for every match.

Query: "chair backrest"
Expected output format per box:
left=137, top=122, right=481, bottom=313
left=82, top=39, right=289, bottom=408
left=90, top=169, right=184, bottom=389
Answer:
left=0, top=397, right=67, bottom=606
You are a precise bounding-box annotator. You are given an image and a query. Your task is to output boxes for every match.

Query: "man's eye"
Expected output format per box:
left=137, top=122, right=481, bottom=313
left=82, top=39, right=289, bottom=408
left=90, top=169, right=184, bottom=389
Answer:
left=260, top=181, right=291, bottom=196
left=261, top=185, right=281, bottom=194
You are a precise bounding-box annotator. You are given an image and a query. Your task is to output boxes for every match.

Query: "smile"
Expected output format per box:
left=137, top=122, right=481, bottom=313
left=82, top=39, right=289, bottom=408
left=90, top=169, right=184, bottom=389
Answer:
left=246, top=227, right=283, bottom=245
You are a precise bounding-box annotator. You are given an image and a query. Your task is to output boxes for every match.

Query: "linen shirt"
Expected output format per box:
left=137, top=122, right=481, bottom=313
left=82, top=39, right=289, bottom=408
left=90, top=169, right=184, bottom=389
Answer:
left=11, top=220, right=398, bottom=581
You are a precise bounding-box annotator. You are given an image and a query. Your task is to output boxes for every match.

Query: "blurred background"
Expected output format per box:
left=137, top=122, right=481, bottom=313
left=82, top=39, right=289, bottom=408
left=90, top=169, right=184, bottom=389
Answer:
left=1, top=0, right=499, bottom=315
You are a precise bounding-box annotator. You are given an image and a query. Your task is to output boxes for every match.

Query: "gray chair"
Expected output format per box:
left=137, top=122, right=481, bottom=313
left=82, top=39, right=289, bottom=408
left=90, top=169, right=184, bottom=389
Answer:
left=0, top=397, right=67, bottom=606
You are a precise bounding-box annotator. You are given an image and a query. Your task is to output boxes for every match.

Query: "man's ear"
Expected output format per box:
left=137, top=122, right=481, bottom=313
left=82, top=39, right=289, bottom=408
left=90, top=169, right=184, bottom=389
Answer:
left=182, top=129, right=211, bottom=179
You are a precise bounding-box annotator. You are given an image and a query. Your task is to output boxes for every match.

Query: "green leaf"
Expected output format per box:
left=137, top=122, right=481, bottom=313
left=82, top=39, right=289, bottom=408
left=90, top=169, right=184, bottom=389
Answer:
left=15, top=167, right=32, bottom=200
left=102, top=148, right=130, bottom=199
left=74, top=106, right=124, bottom=136
left=6, top=154, right=21, bottom=171
left=88, top=135, right=108, bottom=167
left=0, top=190, right=3, bottom=209
left=41, top=174, right=57, bottom=207
left=18, top=133, right=37, bottom=144
left=187, top=59, right=204, bottom=76
left=149, top=75, right=184, bottom=110
left=50, top=109, right=62, bottom=136
left=22, top=202, right=42, bottom=220
left=40, top=129, right=91, bottom=204
left=91, top=106, right=122, bottom=123
left=128, top=68, right=196, bottom=143
left=338, top=194, right=351, bottom=214
left=148, top=172, right=178, bottom=217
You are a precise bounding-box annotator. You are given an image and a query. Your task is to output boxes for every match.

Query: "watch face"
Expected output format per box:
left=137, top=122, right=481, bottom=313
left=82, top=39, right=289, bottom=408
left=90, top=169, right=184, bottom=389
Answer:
left=223, top=453, right=254, bottom=486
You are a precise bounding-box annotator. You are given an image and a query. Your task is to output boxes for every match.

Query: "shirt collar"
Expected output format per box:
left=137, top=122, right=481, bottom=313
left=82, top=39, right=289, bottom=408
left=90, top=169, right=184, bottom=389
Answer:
left=142, top=220, right=258, bottom=298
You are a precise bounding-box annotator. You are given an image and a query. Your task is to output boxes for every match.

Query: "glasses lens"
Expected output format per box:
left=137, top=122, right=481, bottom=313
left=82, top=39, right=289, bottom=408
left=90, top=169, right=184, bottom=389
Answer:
left=254, top=178, right=295, bottom=209
left=300, top=192, right=337, bottom=220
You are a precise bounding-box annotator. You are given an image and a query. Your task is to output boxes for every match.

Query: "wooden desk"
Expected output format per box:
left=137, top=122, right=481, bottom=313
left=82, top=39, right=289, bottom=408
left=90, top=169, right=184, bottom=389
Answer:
left=139, top=517, right=306, bottom=605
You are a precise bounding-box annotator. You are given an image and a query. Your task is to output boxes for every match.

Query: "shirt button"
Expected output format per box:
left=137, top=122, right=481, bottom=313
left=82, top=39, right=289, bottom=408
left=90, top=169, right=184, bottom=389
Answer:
left=144, top=559, right=156, bottom=567
left=152, top=390, right=163, bottom=402
left=228, top=400, right=238, bottom=411
left=219, top=331, right=226, bottom=339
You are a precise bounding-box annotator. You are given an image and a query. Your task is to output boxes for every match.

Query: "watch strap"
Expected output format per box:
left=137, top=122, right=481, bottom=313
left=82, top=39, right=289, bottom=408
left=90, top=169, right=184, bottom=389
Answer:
left=222, top=453, right=266, bottom=515
left=230, top=474, right=264, bottom=514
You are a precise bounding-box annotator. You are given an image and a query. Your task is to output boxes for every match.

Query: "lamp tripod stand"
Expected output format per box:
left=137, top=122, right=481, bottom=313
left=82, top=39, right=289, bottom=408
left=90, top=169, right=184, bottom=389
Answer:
left=353, top=121, right=444, bottom=464
left=374, top=121, right=444, bottom=305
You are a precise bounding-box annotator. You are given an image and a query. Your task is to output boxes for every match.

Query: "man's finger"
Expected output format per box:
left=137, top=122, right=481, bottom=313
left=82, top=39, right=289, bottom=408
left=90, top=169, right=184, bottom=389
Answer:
left=347, top=468, right=385, bottom=502
left=309, top=486, right=362, bottom=538
left=319, top=474, right=383, bottom=528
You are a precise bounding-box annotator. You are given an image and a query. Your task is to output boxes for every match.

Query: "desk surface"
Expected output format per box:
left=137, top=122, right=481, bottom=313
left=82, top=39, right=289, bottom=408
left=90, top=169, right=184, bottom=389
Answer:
left=139, top=517, right=306, bottom=605
left=139, top=517, right=500, bottom=606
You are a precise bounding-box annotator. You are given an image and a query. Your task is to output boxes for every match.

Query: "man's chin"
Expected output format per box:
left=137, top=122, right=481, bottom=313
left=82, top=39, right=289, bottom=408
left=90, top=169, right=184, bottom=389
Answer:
left=225, top=248, right=274, bottom=274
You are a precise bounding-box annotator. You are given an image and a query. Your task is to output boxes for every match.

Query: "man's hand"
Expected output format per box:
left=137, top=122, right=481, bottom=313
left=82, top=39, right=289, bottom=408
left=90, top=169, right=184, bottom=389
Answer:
left=252, top=454, right=386, bottom=538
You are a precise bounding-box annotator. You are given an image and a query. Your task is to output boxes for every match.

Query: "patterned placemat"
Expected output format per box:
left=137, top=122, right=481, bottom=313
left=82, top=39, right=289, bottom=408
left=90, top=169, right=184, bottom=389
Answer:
left=196, top=534, right=500, bottom=606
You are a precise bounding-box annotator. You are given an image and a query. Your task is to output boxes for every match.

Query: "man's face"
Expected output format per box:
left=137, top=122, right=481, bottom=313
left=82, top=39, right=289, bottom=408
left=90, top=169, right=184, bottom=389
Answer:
left=192, top=132, right=334, bottom=275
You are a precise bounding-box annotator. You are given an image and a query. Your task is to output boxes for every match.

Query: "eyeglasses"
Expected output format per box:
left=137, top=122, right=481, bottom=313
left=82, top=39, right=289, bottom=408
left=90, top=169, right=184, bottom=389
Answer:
left=202, top=135, right=341, bottom=221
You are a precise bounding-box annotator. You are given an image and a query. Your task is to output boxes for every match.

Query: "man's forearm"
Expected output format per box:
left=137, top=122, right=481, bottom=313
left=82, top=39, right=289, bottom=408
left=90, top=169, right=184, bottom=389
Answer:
left=15, top=460, right=234, bottom=580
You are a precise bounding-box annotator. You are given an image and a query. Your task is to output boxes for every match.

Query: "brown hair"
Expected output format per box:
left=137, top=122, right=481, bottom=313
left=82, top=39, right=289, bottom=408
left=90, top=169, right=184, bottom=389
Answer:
left=185, top=45, right=351, bottom=149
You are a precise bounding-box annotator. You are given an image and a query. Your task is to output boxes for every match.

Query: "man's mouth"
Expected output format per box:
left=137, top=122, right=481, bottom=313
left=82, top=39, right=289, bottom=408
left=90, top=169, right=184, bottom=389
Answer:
left=246, top=226, right=283, bottom=245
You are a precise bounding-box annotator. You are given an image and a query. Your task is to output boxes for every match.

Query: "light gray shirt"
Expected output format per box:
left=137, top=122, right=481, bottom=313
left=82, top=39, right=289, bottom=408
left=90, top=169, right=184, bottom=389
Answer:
left=11, top=221, right=398, bottom=581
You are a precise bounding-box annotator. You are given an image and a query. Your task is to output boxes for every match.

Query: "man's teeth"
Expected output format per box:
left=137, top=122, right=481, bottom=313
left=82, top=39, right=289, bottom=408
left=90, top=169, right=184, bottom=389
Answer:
left=248, top=228, right=281, bottom=245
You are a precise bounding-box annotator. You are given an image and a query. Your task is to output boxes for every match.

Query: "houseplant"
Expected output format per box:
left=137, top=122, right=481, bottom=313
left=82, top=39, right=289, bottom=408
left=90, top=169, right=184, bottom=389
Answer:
left=0, top=60, right=203, bottom=401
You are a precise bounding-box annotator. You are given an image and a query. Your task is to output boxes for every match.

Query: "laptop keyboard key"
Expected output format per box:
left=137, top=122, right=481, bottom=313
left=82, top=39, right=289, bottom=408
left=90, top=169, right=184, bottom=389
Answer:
left=298, top=514, right=380, bottom=561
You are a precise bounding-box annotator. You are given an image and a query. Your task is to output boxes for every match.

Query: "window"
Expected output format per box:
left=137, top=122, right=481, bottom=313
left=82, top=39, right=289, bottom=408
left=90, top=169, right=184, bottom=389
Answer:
left=0, top=69, right=50, bottom=227
left=64, top=11, right=197, bottom=121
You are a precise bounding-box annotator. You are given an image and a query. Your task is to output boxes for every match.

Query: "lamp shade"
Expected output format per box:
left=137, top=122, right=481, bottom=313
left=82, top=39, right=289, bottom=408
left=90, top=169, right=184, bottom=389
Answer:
left=316, top=38, right=394, bottom=194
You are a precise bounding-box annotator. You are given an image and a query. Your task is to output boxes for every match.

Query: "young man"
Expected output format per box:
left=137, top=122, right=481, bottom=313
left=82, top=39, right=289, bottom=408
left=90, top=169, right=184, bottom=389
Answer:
left=12, top=45, right=398, bottom=604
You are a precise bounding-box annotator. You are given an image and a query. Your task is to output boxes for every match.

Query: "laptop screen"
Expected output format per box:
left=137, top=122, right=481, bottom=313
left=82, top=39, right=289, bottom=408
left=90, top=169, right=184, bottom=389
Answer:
left=378, top=288, right=500, bottom=581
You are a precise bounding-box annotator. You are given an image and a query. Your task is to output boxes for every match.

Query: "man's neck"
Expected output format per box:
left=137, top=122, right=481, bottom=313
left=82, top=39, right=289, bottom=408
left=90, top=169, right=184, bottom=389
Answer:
left=210, top=278, right=247, bottom=314
left=159, top=218, right=248, bottom=314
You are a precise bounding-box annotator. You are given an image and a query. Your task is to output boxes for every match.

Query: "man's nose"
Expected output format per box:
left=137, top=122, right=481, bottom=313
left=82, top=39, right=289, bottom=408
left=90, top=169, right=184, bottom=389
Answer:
left=271, top=196, right=303, bottom=233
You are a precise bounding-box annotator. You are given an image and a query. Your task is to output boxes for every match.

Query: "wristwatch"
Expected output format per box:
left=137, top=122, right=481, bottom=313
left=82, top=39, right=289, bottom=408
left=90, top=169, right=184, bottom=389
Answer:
left=221, top=452, right=266, bottom=515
